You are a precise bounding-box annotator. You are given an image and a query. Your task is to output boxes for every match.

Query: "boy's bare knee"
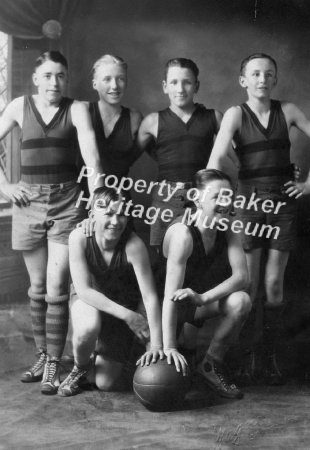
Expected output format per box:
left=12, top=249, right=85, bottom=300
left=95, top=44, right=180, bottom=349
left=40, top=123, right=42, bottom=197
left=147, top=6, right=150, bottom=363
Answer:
left=225, top=291, right=251, bottom=317
left=96, top=375, right=115, bottom=391
left=73, top=327, right=98, bottom=347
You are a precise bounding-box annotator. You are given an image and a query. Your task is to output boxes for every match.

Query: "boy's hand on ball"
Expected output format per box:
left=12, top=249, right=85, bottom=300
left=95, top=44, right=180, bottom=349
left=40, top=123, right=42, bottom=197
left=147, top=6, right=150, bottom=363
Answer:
left=136, top=347, right=164, bottom=367
left=171, top=288, right=203, bottom=306
left=164, top=348, right=188, bottom=376
left=126, top=311, right=150, bottom=343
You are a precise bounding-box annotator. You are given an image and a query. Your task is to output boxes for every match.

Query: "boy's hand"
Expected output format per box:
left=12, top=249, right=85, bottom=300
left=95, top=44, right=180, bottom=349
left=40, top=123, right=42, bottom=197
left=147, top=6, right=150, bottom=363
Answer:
left=164, top=348, right=188, bottom=376
left=293, top=163, right=301, bottom=181
left=0, top=182, right=32, bottom=206
left=283, top=180, right=305, bottom=199
left=136, top=347, right=164, bottom=367
left=171, top=288, right=204, bottom=306
left=77, top=217, right=96, bottom=236
left=125, top=311, right=150, bottom=344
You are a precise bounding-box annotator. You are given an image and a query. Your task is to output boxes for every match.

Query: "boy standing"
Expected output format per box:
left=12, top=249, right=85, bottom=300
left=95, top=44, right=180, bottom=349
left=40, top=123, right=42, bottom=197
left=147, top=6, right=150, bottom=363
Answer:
left=207, top=53, right=310, bottom=384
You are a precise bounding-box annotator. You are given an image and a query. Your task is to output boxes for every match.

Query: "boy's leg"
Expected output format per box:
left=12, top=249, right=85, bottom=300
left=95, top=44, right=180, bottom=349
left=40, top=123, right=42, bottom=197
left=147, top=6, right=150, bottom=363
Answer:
left=194, top=291, right=251, bottom=398
left=21, top=247, right=48, bottom=382
left=58, top=298, right=101, bottom=397
left=263, top=249, right=290, bottom=385
left=41, top=241, right=70, bottom=395
left=95, top=355, right=124, bottom=391
left=239, top=248, right=264, bottom=383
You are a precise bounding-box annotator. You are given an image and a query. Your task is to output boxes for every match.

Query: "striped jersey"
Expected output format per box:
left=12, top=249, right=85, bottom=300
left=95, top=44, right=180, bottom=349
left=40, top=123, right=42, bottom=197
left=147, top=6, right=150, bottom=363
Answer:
left=234, top=100, right=292, bottom=187
left=20, top=96, right=79, bottom=184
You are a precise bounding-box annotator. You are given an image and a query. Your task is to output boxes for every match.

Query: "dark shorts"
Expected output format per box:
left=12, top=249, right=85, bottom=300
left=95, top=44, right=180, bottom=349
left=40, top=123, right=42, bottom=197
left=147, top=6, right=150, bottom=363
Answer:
left=70, top=284, right=145, bottom=365
left=96, top=314, right=135, bottom=364
left=236, top=184, right=297, bottom=252
left=176, top=302, right=205, bottom=336
left=150, top=182, right=192, bottom=246
left=12, top=180, right=86, bottom=250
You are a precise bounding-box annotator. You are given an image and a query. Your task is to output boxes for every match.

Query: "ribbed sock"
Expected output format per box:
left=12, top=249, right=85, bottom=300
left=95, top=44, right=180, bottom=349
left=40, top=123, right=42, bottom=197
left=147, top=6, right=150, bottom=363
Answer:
left=46, top=294, right=69, bottom=359
left=28, top=288, right=47, bottom=351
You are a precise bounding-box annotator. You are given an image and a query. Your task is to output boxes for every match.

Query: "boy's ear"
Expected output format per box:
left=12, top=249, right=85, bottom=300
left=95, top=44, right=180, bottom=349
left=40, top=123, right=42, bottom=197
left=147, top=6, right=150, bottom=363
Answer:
left=92, top=79, right=97, bottom=90
left=195, top=80, right=200, bottom=93
left=32, top=72, right=39, bottom=87
left=162, top=80, right=168, bottom=94
left=239, top=75, right=247, bottom=88
left=194, top=197, right=201, bottom=209
left=273, top=76, right=278, bottom=87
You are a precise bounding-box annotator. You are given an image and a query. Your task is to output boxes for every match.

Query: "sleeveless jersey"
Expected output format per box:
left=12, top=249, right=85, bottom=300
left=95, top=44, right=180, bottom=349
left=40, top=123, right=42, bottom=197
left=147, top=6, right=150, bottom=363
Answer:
left=234, top=100, right=292, bottom=187
left=85, top=228, right=141, bottom=311
left=156, top=216, right=227, bottom=294
left=20, top=96, right=79, bottom=184
left=154, top=104, right=218, bottom=182
left=89, top=103, right=142, bottom=179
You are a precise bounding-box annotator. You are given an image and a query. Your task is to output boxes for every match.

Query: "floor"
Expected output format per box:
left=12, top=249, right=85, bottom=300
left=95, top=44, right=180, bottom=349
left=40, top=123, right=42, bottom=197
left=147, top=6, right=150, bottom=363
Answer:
left=1, top=227, right=310, bottom=449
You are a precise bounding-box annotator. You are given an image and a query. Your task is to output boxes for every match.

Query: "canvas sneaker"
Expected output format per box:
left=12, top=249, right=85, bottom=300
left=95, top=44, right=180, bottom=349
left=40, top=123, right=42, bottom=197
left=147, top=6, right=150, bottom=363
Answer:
left=20, top=348, right=47, bottom=383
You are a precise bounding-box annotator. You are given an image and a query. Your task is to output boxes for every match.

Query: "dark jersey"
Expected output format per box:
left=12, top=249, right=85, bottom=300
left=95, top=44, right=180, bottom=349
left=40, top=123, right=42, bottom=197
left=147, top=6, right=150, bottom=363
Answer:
left=156, top=215, right=228, bottom=295
left=89, top=103, right=142, bottom=179
left=153, top=104, right=218, bottom=182
left=21, top=96, right=78, bottom=184
left=234, top=100, right=292, bottom=187
left=85, top=228, right=141, bottom=311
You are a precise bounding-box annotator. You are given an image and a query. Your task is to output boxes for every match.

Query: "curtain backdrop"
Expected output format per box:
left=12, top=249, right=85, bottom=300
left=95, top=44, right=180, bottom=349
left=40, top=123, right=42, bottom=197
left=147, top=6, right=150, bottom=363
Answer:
left=0, top=0, right=89, bottom=39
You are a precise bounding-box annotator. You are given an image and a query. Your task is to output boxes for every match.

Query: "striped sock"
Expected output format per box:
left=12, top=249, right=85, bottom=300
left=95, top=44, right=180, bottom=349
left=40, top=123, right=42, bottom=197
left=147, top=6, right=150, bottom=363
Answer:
left=46, top=294, right=69, bottom=359
left=28, top=289, right=47, bottom=351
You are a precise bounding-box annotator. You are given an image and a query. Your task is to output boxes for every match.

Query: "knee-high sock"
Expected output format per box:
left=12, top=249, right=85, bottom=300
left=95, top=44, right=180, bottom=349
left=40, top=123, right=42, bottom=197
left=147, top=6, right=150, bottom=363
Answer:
left=28, top=288, right=47, bottom=351
left=45, top=294, right=69, bottom=359
left=263, top=304, right=284, bottom=357
left=240, top=297, right=264, bottom=356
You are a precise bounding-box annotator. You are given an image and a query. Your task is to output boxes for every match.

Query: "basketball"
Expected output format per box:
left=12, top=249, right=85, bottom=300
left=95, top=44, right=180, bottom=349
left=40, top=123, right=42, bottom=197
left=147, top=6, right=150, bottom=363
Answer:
left=133, top=358, right=191, bottom=411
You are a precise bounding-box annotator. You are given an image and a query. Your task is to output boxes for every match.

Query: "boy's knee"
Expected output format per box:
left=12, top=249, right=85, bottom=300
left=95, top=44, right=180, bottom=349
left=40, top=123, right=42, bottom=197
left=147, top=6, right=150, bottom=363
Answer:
left=73, top=327, right=98, bottom=347
left=225, top=291, right=251, bottom=318
left=95, top=375, right=115, bottom=391
left=265, top=276, right=283, bottom=303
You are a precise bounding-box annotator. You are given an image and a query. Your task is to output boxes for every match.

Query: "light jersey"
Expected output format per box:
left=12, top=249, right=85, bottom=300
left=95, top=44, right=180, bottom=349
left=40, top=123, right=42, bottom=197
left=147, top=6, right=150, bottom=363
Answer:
left=89, top=103, right=142, bottom=179
left=156, top=215, right=228, bottom=295
left=20, top=96, right=79, bottom=184
left=153, top=104, right=218, bottom=182
left=85, top=227, right=141, bottom=311
left=234, top=100, right=292, bottom=188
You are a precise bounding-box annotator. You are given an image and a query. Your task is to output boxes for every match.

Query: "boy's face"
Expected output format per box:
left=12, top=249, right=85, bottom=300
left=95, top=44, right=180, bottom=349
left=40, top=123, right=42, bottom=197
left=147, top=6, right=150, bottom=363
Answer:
left=32, top=60, right=68, bottom=104
left=196, top=179, right=232, bottom=224
left=239, top=58, right=277, bottom=99
left=92, top=198, right=127, bottom=241
left=163, top=66, right=199, bottom=108
left=93, top=63, right=127, bottom=105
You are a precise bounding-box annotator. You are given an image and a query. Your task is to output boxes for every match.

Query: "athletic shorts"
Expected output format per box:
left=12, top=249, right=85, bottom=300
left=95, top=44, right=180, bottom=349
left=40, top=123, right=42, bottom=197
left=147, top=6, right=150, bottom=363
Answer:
left=12, top=180, right=86, bottom=251
left=150, top=182, right=192, bottom=246
left=236, top=183, right=297, bottom=252
left=176, top=302, right=205, bottom=336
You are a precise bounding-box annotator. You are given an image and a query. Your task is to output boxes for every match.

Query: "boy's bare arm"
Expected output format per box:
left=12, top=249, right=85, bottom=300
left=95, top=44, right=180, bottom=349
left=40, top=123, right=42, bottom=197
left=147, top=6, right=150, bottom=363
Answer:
left=137, top=112, right=158, bottom=153
left=0, top=97, right=33, bottom=205
left=71, top=101, right=103, bottom=193
left=207, top=107, right=242, bottom=176
left=282, top=102, right=310, bottom=196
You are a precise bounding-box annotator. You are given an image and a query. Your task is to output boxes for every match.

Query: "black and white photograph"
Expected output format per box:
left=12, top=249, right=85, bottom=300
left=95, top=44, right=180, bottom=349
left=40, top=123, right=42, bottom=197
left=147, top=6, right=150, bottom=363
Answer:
left=1, top=1, right=310, bottom=448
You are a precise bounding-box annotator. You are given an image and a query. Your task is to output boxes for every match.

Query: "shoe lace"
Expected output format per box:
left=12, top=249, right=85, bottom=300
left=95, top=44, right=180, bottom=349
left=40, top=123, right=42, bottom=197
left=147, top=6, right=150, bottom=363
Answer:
left=67, top=366, right=88, bottom=384
left=213, top=362, right=237, bottom=391
left=45, top=360, right=58, bottom=382
left=31, top=351, right=46, bottom=372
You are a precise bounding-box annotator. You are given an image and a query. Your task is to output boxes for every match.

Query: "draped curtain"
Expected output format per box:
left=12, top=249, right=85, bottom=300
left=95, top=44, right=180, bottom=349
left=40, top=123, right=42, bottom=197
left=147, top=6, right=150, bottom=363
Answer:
left=0, top=0, right=87, bottom=39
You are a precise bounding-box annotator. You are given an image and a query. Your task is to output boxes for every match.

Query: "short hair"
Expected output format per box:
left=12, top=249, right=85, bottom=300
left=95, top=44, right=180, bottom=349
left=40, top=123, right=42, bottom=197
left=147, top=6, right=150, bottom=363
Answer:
left=34, top=51, right=68, bottom=71
left=92, top=54, right=127, bottom=79
left=240, top=53, right=277, bottom=76
left=164, top=58, right=199, bottom=82
left=91, top=186, right=123, bottom=210
left=194, top=169, right=232, bottom=190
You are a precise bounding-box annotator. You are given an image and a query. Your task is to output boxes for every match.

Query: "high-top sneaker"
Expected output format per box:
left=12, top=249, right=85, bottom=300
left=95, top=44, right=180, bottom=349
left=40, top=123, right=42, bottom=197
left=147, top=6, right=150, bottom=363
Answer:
left=41, top=356, right=61, bottom=395
left=196, top=354, right=243, bottom=399
left=21, top=348, right=47, bottom=383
